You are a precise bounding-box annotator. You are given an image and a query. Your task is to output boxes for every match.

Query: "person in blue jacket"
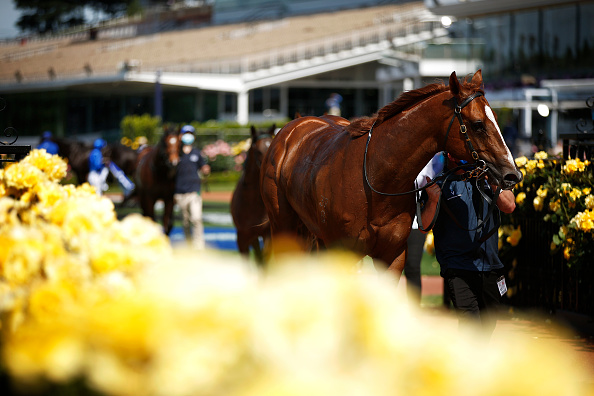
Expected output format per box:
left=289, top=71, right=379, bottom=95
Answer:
left=37, top=131, right=59, bottom=155
left=175, top=125, right=211, bottom=249
left=88, top=138, right=109, bottom=195
left=420, top=152, right=516, bottom=339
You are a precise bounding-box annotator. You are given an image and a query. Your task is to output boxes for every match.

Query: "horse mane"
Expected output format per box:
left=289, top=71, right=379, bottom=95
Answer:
left=346, top=75, right=481, bottom=138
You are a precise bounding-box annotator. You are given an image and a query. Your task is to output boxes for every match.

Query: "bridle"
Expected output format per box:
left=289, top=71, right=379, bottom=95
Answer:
left=363, top=90, right=487, bottom=197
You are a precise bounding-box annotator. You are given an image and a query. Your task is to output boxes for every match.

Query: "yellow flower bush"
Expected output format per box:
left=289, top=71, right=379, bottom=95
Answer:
left=504, top=151, right=594, bottom=267
left=0, top=150, right=171, bottom=332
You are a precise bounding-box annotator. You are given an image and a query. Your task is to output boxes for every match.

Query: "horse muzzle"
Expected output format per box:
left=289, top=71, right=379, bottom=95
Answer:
left=486, top=163, right=523, bottom=190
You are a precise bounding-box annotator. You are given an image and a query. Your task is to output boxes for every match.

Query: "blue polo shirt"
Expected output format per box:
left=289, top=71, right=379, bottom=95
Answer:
left=175, top=148, right=207, bottom=194
left=432, top=178, right=503, bottom=275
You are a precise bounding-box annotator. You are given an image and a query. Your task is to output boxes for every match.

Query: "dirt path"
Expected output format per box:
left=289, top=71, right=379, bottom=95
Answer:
left=203, top=190, right=233, bottom=203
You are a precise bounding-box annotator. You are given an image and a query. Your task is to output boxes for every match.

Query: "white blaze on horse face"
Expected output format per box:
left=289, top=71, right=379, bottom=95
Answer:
left=169, top=137, right=178, bottom=145
left=484, top=105, right=515, bottom=166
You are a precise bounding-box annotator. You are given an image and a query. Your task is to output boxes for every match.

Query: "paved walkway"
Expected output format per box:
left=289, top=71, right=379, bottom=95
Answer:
left=397, top=276, right=594, bottom=385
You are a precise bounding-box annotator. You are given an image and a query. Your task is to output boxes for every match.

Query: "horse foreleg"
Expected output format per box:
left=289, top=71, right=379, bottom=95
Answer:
left=251, top=237, right=264, bottom=265
left=385, top=249, right=406, bottom=283
left=141, top=196, right=155, bottom=220
left=162, top=198, right=175, bottom=235
left=235, top=230, right=251, bottom=258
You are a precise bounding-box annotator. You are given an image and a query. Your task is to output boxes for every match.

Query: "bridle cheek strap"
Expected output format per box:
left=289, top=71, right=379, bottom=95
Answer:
left=443, top=91, right=484, bottom=162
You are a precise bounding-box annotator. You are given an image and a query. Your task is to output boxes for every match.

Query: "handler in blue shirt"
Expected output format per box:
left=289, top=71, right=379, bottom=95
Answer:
left=88, top=138, right=109, bottom=195
left=175, top=125, right=211, bottom=249
left=37, top=131, right=59, bottom=155
left=420, top=152, right=516, bottom=338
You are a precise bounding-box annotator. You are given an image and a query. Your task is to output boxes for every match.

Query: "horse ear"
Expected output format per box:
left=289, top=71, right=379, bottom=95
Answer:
left=251, top=125, right=257, bottom=139
left=449, top=71, right=460, bottom=96
left=471, top=69, right=483, bottom=87
left=269, top=124, right=276, bottom=135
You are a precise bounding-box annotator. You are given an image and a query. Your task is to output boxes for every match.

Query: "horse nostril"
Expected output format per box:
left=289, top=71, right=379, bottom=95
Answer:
left=503, top=170, right=522, bottom=187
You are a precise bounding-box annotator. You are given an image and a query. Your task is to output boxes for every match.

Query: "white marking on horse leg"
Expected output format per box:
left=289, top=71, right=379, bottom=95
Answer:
left=485, top=105, right=515, bottom=166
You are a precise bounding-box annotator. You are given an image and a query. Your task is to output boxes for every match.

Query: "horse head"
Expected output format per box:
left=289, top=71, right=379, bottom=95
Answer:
left=249, top=124, right=275, bottom=169
left=160, top=128, right=181, bottom=169
left=445, top=69, right=522, bottom=190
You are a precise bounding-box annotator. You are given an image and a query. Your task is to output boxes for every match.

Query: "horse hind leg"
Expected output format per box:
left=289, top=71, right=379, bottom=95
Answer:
left=162, top=198, right=175, bottom=236
left=251, top=237, right=265, bottom=265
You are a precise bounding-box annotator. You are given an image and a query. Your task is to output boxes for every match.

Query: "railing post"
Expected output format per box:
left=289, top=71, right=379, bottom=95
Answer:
left=0, top=98, right=31, bottom=164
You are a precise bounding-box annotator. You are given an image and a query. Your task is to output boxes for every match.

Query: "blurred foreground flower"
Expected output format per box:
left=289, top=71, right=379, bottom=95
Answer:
left=2, top=250, right=590, bottom=396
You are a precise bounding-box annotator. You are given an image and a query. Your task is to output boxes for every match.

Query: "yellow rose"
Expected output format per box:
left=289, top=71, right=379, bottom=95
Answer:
left=534, top=151, right=548, bottom=160
left=563, top=246, right=571, bottom=260
left=585, top=195, right=594, bottom=210
left=549, top=199, right=560, bottom=212
left=515, top=192, right=526, bottom=205
left=514, top=156, right=528, bottom=167
left=533, top=196, right=544, bottom=212
left=506, top=227, right=522, bottom=247
left=536, top=185, right=548, bottom=198
left=525, top=160, right=537, bottom=173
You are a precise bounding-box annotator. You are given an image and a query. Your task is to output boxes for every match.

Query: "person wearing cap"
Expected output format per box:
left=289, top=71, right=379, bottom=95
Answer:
left=420, top=152, right=515, bottom=339
left=88, top=138, right=109, bottom=195
left=174, top=125, right=211, bottom=249
left=37, top=131, right=59, bottom=155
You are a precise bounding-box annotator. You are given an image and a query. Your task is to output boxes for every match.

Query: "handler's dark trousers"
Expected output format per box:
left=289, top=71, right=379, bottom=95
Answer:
left=444, top=268, right=503, bottom=338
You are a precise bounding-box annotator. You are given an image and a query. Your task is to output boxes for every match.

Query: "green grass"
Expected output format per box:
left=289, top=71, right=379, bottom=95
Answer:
left=421, top=252, right=440, bottom=276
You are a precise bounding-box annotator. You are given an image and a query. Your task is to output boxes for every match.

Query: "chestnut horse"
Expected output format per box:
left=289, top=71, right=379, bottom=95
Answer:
left=260, top=70, right=522, bottom=277
left=134, top=127, right=180, bottom=235
left=230, top=125, right=275, bottom=264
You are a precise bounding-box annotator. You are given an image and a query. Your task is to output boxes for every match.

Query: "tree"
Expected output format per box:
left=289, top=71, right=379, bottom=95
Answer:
left=14, top=0, right=136, bottom=35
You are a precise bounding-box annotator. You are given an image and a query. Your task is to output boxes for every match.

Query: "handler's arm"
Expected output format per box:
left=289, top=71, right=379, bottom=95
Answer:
left=495, top=188, right=516, bottom=214
left=420, top=176, right=441, bottom=233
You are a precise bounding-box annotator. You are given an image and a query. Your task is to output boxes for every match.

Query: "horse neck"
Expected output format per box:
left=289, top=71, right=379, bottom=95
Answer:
left=368, top=92, right=450, bottom=190
left=152, top=143, right=171, bottom=172
left=242, top=147, right=261, bottom=185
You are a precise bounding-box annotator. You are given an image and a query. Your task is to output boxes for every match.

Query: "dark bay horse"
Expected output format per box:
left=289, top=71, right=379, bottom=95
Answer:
left=260, top=70, right=522, bottom=278
left=230, top=125, right=275, bottom=263
left=134, top=128, right=180, bottom=235
left=54, top=138, right=138, bottom=184
left=104, top=142, right=138, bottom=177
left=54, top=137, right=92, bottom=183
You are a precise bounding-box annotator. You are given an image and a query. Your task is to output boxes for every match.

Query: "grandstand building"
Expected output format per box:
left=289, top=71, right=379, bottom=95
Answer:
left=1, top=0, right=592, bottom=152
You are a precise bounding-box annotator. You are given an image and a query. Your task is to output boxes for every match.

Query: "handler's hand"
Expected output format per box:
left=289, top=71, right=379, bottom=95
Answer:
left=425, top=176, right=441, bottom=202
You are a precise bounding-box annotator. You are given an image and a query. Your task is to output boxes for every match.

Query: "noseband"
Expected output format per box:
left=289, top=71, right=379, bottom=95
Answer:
left=364, top=90, right=486, bottom=197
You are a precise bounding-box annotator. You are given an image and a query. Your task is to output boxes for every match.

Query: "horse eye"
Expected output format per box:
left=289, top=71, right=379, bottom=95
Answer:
left=472, top=121, right=486, bottom=133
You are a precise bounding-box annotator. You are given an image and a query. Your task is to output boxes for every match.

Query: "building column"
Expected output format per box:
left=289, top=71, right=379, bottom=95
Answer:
left=237, top=89, right=249, bottom=125
left=194, top=91, right=204, bottom=121
left=217, top=92, right=225, bottom=121
left=280, top=85, right=289, bottom=119
left=355, top=88, right=364, bottom=117
left=380, top=84, right=393, bottom=108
